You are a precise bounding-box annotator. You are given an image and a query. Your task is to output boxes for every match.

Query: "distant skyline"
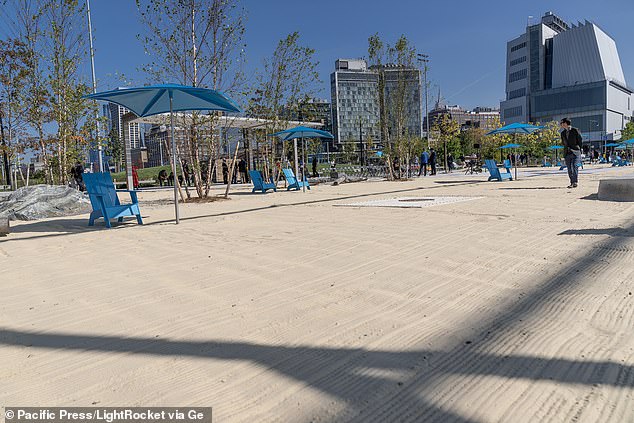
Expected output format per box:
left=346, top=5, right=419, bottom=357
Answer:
left=7, top=0, right=634, bottom=111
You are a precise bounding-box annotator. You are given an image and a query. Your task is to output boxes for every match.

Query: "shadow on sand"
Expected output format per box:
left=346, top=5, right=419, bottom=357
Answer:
left=2, top=220, right=633, bottom=421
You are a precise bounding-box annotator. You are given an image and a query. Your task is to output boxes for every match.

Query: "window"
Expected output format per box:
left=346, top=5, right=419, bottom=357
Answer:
left=510, top=42, right=526, bottom=52
left=508, top=88, right=526, bottom=100
left=510, top=56, right=526, bottom=67
left=504, top=106, right=523, bottom=119
left=509, top=69, right=527, bottom=83
left=532, top=86, right=605, bottom=114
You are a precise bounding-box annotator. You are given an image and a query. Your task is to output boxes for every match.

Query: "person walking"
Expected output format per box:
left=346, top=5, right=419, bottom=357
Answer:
left=312, top=155, right=318, bottom=177
left=429, top=148, right=437, bottom=175
left=70, top=161, right=85, bottom=191
left=238, top=158, right=248, bottom=183
left=132, top=165, right=140, bottom=189
left=447, top=153, right=454, bottom=173
left=418, top=149, right=429, bottom=176
left=560, top=117, right=583, bottom=188
left=222, top=159, right=229, bottom=184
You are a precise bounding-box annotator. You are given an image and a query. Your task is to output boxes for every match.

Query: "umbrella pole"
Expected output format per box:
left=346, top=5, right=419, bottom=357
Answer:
left=514, top=134, right=518, bottom=181
left=170, top=93, right=180, bottom=224
left=294, top=138, right=299, bottom=183
left=302, top=138, right=306, bottom=193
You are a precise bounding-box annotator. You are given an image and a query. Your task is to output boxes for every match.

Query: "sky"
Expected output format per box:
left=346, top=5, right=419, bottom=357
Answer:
left=42, top=0, right=634, bottom=110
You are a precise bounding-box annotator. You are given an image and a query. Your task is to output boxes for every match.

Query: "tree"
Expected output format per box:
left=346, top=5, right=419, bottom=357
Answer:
left=621, top=121, right=634, bottom=141
left=0, top=0, right=92, bottom=186
left=137, top=0, right=246, bottom=198
left=459, top=127, right=486, bottom=158
left=247, top=32, right=320, bottom=180
left=431, top=113, right=459, bottom=172
left=367, top=33, right=388, bottom=150
left=13, top=0, right=53, bottom=183
left=480, top=116, right=508, bottom=160
left=45, top=0, right=91, bottom=183
left=0, top=38, right=30, bottom=187
left=368, top=34, right=420, bottom=179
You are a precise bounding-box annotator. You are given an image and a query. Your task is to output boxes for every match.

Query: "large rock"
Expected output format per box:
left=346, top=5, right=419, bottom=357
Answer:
left=598, top=178, right=634, bottom=202
left=332, top=173, right=368, bottom=186
left=0, top=185, right=92, bottom=221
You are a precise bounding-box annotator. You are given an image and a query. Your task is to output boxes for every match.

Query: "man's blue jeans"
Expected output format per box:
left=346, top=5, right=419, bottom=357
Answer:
left=565, top=150, right=581, bottom=184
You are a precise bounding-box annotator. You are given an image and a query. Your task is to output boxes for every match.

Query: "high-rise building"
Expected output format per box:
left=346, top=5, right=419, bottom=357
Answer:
left=107, top=102, right=142, bottom=150
left=500, top=11, right=633, bottom=146
left=331, top=59, right=422, bottom=145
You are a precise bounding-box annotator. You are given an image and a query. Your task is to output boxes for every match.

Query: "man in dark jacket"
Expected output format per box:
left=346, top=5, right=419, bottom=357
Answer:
left=238, top=159, right=248, bottom=183
left=429, top=148, right=437, bottom=175
left=560, top=117, right=583, bottom=188
left=418, top=149, right=429, bottom=176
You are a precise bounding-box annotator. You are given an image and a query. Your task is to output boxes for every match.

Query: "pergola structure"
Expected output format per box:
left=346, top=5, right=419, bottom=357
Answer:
left=119, top=112, right=323, bottom=189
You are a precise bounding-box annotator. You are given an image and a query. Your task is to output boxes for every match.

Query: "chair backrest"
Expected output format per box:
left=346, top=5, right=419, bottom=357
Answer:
left=282, top=168, right=297, bottom=185
left=484, top=160, right=500, bottom=177
left=249, top=170, right=264, bottom=189
left=83, top=173, right=120, bottom=210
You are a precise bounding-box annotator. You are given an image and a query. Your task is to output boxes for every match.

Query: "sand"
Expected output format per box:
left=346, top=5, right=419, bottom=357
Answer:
left=1, top=165, right=633, bottom=422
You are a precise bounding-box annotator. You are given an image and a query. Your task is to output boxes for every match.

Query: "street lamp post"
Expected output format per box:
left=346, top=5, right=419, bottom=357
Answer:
left=86, top=0, right=103, bottom=172
left=417, top=53, right=430, bottom=149
left=358, top=118, right=364, bottom=167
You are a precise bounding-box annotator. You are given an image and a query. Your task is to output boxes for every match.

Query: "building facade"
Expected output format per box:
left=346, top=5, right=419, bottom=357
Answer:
left=331, top=59, right=422, bottom=145
left=426, top=104, right=500, bottom=132
left=107, top=102, right=143, bottom=150
left=500, top=11, right=633, bottom=146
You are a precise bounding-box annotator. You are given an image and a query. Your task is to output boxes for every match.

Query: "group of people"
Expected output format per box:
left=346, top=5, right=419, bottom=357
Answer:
left=417, top=148, right=437, bottom=176
left=221, top=158, right=249, bottom=185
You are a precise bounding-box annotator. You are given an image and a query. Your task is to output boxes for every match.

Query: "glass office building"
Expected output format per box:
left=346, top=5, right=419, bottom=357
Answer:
left=331, top=59, right=422, bottom=145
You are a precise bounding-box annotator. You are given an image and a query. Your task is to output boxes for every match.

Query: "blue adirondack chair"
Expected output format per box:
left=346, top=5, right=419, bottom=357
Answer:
left=83, top=172, right=143, bottom=228
left=484, top=159, right=512, bottom=181
left=612, top=157, right=630, bottom=167
left=282, top=168, right=310, bottom=191
left=249, top=170, right=276, bottom=193
left=560, top=161, right=583, bottom=170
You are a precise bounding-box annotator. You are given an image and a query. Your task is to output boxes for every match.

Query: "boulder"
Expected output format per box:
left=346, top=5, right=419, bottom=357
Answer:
left=0, top=185, right=92, bottom=221
left=332, top=173, right=368, bottom=186
left=0, top=216, right=8, bottom=236
left=597, top=178, right=634, bottom=202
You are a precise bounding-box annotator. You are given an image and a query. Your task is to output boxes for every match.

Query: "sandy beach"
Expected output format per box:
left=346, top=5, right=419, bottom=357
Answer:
left=1, top=166, right=633, bottom=422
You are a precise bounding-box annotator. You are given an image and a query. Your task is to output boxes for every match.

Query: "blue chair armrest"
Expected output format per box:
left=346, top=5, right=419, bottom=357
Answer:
left=115, top=189, right=139, bottom=203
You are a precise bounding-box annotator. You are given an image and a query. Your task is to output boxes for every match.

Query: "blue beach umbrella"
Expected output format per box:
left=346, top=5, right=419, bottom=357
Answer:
left=547, top=145, right=564, bottom=161
left=270, top=126, right=334, bottom=141
left=605, top=143, right=622, bottom=147
left=85, top=84, right=241, bottom=224
left=486, top=122, right=544, bottom=135
left=487, top=123, right=544, bottom=180
left=270, top=126, right=334, bottom=192
left=498, top=143, right=523, bottom=149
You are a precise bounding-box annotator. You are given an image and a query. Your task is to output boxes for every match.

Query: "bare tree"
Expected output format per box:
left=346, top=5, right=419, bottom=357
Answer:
left=247, top=31, right=320, bottom=181
left=136, top=0, right=246, bottom=198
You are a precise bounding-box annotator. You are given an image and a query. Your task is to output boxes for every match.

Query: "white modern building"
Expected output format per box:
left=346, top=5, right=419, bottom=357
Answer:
left=500, top=12, right=633, bottom=146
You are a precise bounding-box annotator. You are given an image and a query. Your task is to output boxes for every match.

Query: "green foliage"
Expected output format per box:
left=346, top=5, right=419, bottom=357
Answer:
left=621, top=121, right=634, bottom=141
left=431, top=113, right=460, bottom=168
left=248, top=32, right=319, bottom=122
